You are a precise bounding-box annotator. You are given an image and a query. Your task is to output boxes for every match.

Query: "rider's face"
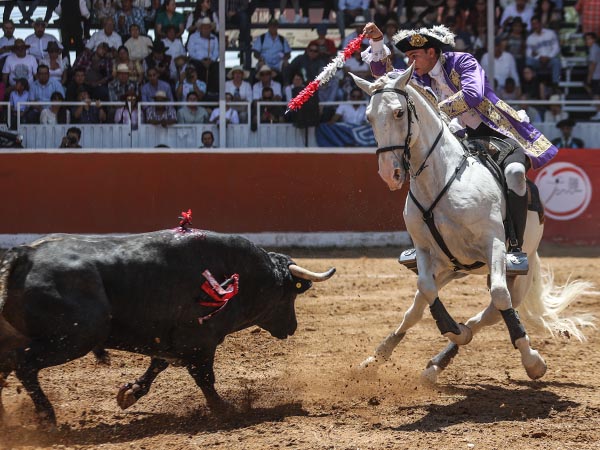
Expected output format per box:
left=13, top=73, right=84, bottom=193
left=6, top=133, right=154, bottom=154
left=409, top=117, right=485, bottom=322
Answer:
left=405, top=48, right=438, bottom=76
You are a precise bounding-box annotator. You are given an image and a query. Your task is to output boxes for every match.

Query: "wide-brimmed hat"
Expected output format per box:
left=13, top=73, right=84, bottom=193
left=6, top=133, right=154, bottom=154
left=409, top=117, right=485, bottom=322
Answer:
left=116, top=63, right=130, bottom=73
left=556, top=118, right=575, bottom=128
left=227, top=65, right=250, bottom=79
left=45, top=41, right=61, bottom=52
left=153, top=90, right=168, bottom=99
left=549, top=94, right=562, bottom=103
left=393, top=24, right=455, bottom=52
left=351, top=16, right=367, bottom=27
left=196, top=17, right=215, bottom=29
left=255, top=65, right=276, bottom=79
left=11, top=38, right=30, bottom=50
left=150, top=40, right=168, bottom=52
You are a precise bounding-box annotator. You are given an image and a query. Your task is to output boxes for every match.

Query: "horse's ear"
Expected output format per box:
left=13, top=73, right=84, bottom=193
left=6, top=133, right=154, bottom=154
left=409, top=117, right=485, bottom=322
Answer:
left=349, top=72, right=373, bottom=95
left=394, top=64, right=415, bottom=89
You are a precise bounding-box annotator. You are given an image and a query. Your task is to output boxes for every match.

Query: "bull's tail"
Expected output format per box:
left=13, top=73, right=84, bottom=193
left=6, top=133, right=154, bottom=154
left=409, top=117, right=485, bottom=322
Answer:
left=519, top=252, right=595, bottom=341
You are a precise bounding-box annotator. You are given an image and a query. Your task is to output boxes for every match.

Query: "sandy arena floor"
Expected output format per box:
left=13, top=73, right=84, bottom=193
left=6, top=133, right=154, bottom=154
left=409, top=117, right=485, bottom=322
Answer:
left=1, top=245, right=599, bottom=450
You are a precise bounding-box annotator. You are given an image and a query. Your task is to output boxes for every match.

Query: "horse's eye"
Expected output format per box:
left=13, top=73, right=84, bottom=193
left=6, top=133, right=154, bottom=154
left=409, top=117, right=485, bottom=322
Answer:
left=393, top=107, right=404, bottom=119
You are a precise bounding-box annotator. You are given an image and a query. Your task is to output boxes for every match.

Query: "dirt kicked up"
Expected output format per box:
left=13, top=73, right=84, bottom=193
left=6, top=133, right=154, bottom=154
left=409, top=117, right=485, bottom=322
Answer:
left=1, top=246, right=599, bottom=450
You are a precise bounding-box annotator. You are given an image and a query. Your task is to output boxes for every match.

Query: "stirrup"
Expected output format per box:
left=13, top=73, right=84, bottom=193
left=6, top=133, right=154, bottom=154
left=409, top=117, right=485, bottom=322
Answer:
left=506, top=250, right=528, bottom=276
left=398, top=248, right=418, bottom=274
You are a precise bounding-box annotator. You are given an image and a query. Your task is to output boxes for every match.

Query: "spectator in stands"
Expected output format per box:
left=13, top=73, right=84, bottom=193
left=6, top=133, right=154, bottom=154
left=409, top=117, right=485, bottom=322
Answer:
left=372, top=1, right=395, bottom=31
left=501, top=0, right=534, bottom=30
left=446, top=15, right=473, bottom=52
left=200, top=130, right=215, bottom=148
left=383, top=19, right=406, bottom=68
left=93, top=0, right=118, bottom=28
left=544, top=94, right=568, bottom=122
left=41, top=41, right=69, bottom=85
left=252, top=65, right=283, bottom=101
left=9, top=78, right=29, bottom=127
left=175, top=65, right=206, bottom=101
left=155, top=0, right=185, bottom=40
left=252, top=18, right=291, bottom=78
left=526, top=15, right=561, bottom=86
left=25, top=18, right=62, bottom=63
left=141, top=67, right=174, bottom=102
left=177, top=91, right=209, bottom=124
left=576, top=0, right=600, bottom=35
left=328, top=87, right=367, bottom=125
left=225, top=0, right=252, bottom=69
left=187, top=0, right=220, bottom=33
left=186, top=18, right=219, bottom=97
left=499, top=77, right=521, bottom=100
left=517, top=92, right=542, bottom=122
left=584, top=32, right=600, bottom=120
left=109, top=64, right=138, bottom=103
left=284, top=72, right=305, bottom=102
left=55, top=0, right=90, bottom=57
left=73, top=88, right=107, bottom=123
left=80, top=42, right=113, bottom=101
left=343, top=48, right=371, bottom=97
left=337, top=0, right=370, bottom=41
left=66, top=68, right=90, bottom=101
left=144, top=40, right=172, bottom=83
left=251, top=86, right=284, bottom=129
left=551, top=118, right=585, bottom=147
left=437, top=0, right=467, bottom=30
left=114, top=0, right=146, bottom=39
left=86, top=17, right=123, bottom=52
left=40, top=91, right=70, bottom=124
left=481, top=37, right=521, bottom=91
left=521, top=64, right=546, bottom=99
left=286, top=43, right=329, bottom=88
left=309, top=23, right=337, bottom=60
left=210, top=92, right=240, bottom=124
left=28, top=64, right=66, bottom=123
left=112, top=45, right=143, bottom=83
left=162, top=25, right=186, bottom=60
left=342, top=16, right=370, bottom=49
left=225, top=65, right=252, bottom=123
left=60, top=126, right=83, bottom=148
left=135, top=0, right=159, bottom=30
left=144, top=89, right=177, bottom=127
left=114, top=87, right=139, bottom=128
left=534, top=0, right=561, bottom=30
left=278, top=0, right=308, bottom=24
left=0, top=20, right=16, bottom=72
left=2, top=39, right=37, bottom=89
left=124, top=23, right=153, bottom=63
left=505, top=17, right=527, bottom=74
left=169, top=53, right=189, bottom=84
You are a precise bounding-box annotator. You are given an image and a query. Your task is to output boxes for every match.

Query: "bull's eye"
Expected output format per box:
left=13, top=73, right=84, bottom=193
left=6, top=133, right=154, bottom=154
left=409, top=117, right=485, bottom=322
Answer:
left=393, top=107, right=404, bottom=119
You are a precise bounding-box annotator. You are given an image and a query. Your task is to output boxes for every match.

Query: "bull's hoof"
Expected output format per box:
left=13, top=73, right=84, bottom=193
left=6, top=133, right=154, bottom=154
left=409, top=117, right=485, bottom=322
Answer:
left=116, top=383, right=142, bottom=410
left=443, top=323, right=472, bottom=346
left=36, top=410, right=58, bottom=431
left=208, top=398, right=236, bottom=416
left=421, top=364, right=442, bottom=385
left=522, top=349, right=547, bottom=380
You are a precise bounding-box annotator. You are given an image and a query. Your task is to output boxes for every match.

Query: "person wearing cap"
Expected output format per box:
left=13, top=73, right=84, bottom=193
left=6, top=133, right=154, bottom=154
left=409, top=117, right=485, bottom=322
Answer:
left=186, top=17, right=219, bottom=95
left=362, top=22, right=558, bottom=264
left=551, top=118, right=585, bottom=148
left=309, top=23, right=337, bottom=60
left=144, top=89, right=177, bottom=127
left=113, top=45, right=142, bottom=82
left=341, top=15, right=370, bottom=49
left=114, top=0, right=146, bottom=39
left=109, top=63, right=138, bottom=103
left=162, top=24, right=186, bottom=60
left=337, top=0, right=370, bottom=40
left=2, top=39, right=38, bottom=88
left=124, top=23, right=153, bottom=63
left=252, top=65, right=282, bottom=100
left=86, top=17, right=123, bottom=52
left=251, top=18, right=291, bottom=76
left=144, top=40, right=172, bottom=83
left=25, top=18, right=63, bottom=62
left=41, top=41, right=69, bottom=85
left=155, top=0, right=185, bottom=40
left=480, top=36, right=520, bottom=91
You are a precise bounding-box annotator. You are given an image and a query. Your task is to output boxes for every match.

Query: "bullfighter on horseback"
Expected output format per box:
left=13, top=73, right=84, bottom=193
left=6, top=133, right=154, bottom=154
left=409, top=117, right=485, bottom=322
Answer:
left=361, top=22, right=558, bottom=272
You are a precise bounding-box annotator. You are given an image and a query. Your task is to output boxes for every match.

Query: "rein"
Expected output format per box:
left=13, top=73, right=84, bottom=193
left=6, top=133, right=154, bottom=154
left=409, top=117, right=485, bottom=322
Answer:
left=372, top=85, right=484, bottom=272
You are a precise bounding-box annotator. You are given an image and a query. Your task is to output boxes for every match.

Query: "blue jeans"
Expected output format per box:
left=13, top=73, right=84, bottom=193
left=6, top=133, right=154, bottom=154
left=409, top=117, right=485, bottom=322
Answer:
left=526, top=56, right=561, bottom=85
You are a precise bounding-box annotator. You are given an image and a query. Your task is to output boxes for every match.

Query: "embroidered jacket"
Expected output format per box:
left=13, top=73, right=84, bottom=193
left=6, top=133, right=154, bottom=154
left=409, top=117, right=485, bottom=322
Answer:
left=370, top=51, right=558, bottom=169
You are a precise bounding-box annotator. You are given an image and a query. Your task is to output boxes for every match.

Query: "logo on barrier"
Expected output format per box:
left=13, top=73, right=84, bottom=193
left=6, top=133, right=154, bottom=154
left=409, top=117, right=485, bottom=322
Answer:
left=534, top=162, right=592, bottom=221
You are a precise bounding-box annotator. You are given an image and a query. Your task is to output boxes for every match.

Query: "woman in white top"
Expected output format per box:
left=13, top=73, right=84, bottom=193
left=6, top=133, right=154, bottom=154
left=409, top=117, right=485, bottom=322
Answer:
left=224, top=66, right=252, bottom=101
left=40, top=91, right=71, bottom=124
left=209, top=92, right=239, bottom=124
left=186, top=0, right=219, bottom=33
left=41, top=41, right=69, bottom=85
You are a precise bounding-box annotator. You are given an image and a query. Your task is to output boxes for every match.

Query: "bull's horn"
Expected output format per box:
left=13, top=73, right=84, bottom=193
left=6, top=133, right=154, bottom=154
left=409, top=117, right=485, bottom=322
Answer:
left=289, top=265, right=336, bottom=282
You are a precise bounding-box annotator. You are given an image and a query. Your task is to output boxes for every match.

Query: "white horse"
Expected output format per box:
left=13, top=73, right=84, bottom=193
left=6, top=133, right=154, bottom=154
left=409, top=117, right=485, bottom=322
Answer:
left=350, top=67, right=594, bottom=382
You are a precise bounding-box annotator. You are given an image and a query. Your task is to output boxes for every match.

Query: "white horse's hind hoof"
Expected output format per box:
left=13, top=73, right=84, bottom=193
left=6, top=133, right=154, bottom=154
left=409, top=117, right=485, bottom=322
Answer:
left=358, top=356, right=380, bottom=371
left=444, top=323, right=473, bottom=346
left=421, top=364, right=442, bottom=385
left=522, top=349, right=547, bottom=380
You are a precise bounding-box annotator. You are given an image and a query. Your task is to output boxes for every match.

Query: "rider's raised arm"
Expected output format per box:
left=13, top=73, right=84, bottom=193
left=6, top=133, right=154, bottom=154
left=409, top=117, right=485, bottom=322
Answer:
left=362, top=22, right=394, bottom=78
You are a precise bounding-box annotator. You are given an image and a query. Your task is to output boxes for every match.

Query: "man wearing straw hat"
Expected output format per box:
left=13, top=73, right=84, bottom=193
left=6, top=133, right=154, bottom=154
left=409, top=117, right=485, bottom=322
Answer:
left=362, top=22, right=559, bottom=266
left=187, top=17, right=219, bottom=97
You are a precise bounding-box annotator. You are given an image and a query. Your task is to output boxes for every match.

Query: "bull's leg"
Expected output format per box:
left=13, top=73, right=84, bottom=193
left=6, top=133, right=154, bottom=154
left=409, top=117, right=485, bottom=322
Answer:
left=489, top=237, right=546, bottom=379
left=186, top=351, right=232, bottom=413
left=14, top=365, right=56, bottom=427
left=116, top=357, right=169, bottom=410
left=92, top=346, right=111, bottom=365
left=0, top=371, right=9, bottom=424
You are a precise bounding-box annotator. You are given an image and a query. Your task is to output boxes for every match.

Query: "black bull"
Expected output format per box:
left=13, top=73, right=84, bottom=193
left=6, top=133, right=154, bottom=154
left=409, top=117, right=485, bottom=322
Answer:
left=0, top=229, right=335, bottom=426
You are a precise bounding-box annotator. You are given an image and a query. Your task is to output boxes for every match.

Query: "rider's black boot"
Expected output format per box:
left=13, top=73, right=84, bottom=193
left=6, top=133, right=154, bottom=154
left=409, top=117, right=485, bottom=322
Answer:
left=506, top=190, right=529, bottom=275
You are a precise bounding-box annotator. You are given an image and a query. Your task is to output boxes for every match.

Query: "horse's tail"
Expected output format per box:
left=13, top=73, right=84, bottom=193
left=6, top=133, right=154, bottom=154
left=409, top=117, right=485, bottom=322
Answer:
left=519, top=252, right=595, bottom=341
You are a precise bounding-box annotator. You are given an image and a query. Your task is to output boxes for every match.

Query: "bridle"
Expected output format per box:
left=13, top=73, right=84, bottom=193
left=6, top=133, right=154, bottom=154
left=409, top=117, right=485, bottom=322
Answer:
left=373, top=87, right=443, bottom=178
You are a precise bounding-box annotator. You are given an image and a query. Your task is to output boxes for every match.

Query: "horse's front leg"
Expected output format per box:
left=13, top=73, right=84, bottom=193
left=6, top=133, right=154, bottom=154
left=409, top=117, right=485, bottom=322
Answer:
left=489, top=237, right=546, bottom=379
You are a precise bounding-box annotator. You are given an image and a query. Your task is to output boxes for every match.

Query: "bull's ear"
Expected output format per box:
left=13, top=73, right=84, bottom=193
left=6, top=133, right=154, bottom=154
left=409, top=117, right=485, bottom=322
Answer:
left=349, top=72, right=373, bottom=96
left=292, top=278, right=313, bottom=294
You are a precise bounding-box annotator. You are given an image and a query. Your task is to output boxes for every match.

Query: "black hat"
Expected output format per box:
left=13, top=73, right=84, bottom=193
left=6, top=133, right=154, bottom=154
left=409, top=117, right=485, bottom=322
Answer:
left=151, top=40, right=168, bottom=52
left=556, top=118, right=575, bottom=128
left=394, top=25, right=455, bottom=52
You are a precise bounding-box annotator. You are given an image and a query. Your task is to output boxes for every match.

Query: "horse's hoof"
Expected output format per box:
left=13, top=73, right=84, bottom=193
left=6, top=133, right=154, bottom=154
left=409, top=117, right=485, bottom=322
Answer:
left=116, top=383, right=141, bottom=409
left=421, top=364, right=441, bottom=385
left=358, top=356, right=381, bottom=372
left=444, top=323, right=472, bottom=346
left=522, top=349, right=547, bottom=380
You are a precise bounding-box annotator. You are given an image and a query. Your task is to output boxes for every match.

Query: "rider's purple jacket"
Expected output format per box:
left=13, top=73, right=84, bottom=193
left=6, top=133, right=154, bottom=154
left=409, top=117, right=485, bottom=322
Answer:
left=370, top=51, right=558, bottom=169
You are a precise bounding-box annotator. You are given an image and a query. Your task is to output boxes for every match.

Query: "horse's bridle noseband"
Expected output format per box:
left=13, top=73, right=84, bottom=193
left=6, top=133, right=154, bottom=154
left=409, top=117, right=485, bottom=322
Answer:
left=373, top=87, right=443, bottom=178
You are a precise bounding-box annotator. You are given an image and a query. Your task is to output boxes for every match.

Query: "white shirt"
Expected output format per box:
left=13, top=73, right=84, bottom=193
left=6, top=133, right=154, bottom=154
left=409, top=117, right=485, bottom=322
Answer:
left=2, top=53, right=38, bottom=85
left=500, top=3, right=534, bottom=30
left=0, top=35, right=15, bottom=62
left=480, top=51, right=520, bottom=88
left=209, top=107, right=239, bottom=124
left=86, top=30, right=123, bottom=51
left=225, top=80, right=253, bottom=101
left=526, top=28, right=560, bottom=59
left=24, top=33, right=62, bottom=62
left=335, top=103, right=367, bottom=125
left=252, top=79, right=282, bottom=99
left=162, top=37, right=186, bottom=59
left=124, top=35, right=153, bottom=61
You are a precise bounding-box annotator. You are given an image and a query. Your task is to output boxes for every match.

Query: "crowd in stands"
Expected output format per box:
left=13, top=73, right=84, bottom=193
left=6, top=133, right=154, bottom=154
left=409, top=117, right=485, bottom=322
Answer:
left=0, top=0, right=598, bottom=146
